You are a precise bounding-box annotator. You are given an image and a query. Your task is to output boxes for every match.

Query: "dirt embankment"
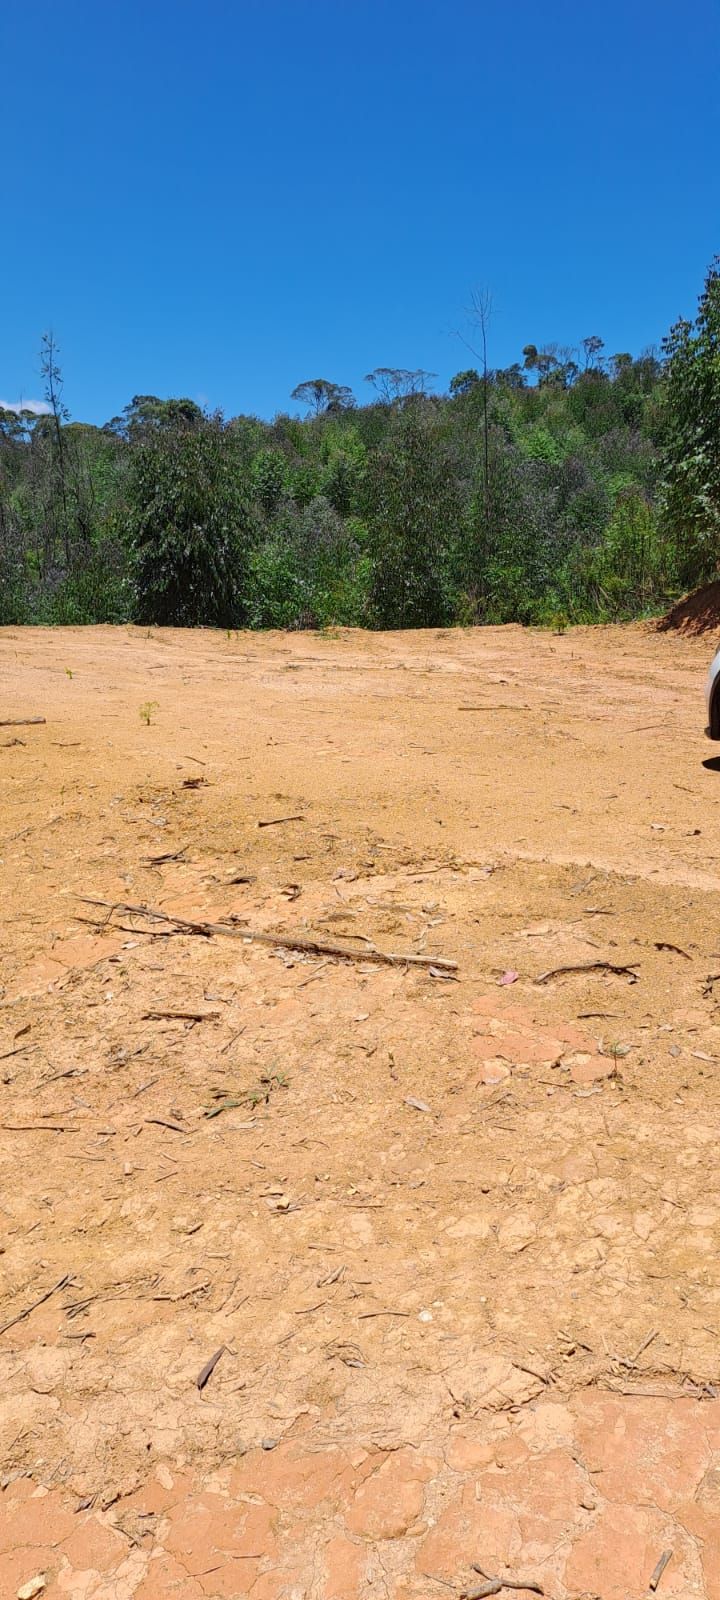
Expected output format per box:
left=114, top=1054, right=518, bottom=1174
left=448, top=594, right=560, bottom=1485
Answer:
left=657, top=578, right=720, bottom=636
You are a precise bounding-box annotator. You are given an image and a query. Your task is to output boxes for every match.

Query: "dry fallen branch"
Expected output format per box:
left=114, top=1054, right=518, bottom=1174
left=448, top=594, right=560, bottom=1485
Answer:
left=535, top=960, right=639, bottom=985
left=0, top=716, right=46, bottom=727
left=78, top=898, right=458, bottom=971
left=142, top=1010, right=220, bottom=1023
left=257, top=814, right=304, bottom=828
left=0, top=1123, right=70, bottom=1133
left=0, top=1272, right=72, bottom=1337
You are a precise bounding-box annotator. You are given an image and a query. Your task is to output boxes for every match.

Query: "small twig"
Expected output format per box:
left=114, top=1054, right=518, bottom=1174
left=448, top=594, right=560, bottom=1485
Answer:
left=535, top=960, right=639, bottom=984
left=317, top=1264, right=345, bottom=1288
left=142, top=1010, right=220, bottom=1023
left=648, top=1549, right=673, bottom=1591
left=298, top=960, right=332, bottom=987
left=220, top=1027, right=246, bottom=1055
left=358, top=1308, right=412, bottom=1319
left=257, top=815, right=304, bottom=828
left=144, top=1117, right=187, bottom=1134
left=0, top=716, right=46, bottom=727
left=149, top=1281, right=211, bottom=1302
left=0, top=1123, right=70, bottom=1133
left=142, top=846, right=189, bottom=866
left=0, top=1272, right=72, bottom=1337
left=631, top=1328, right=659, bottom=1363
left=131, top=1077, right=159, bottom=1098
left=471, top=1567, right=544, bottom=1595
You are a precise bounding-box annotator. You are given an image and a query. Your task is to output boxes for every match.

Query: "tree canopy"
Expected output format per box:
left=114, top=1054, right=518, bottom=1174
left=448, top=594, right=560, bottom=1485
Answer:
left=2, top=262, right=719, bottom=630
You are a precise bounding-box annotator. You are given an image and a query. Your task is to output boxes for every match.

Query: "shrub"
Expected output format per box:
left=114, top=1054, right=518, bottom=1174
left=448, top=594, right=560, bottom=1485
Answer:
left=126, top=422, right=252, bottom=626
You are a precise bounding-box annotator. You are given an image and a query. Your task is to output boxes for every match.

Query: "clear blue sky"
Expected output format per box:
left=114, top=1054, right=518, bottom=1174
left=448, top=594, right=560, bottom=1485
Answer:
left=2, top=0, right=719, bottom=423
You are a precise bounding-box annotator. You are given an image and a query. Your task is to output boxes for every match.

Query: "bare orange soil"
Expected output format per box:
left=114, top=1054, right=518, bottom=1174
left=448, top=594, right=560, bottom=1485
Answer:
left=2, top=621, right=720, bottom=1600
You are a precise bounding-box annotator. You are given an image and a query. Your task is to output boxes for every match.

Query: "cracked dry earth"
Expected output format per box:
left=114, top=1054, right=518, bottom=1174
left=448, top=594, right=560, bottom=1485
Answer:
left=3, top=623, right=720, bottom=1600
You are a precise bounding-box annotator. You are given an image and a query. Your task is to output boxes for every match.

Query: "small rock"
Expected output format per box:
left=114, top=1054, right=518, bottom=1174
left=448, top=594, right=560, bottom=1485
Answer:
left=479, top=1059, right=510, bottom=1086
left=18, top=1578, right=46, bottom=1600
left=261, top=1436, right=279, bottom=1451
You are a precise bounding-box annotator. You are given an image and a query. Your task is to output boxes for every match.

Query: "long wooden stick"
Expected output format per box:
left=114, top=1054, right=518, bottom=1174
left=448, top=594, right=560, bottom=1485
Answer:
left=78, top=897, right=458, bottom=972
left=0, top=717, right=46, bottom=728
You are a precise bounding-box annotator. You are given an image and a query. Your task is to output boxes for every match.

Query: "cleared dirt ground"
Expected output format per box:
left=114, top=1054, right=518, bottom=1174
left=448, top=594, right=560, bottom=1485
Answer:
left=2, top=620, right=720, bottom=1600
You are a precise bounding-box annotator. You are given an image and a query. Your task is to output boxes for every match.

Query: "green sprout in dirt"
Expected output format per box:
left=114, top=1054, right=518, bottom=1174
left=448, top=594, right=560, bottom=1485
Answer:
left=65, top=666, right=74, bottom=678
left=600, top=1039, right=632, bottom=1066
left=247, top=1071, right=288, bottom=1107
left=139, top=700, right=159, bottom=726
left=204, top=1071, right=289, bottom=1118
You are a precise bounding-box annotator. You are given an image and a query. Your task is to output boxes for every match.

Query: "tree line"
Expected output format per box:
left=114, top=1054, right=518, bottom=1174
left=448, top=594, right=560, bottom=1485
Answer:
left=1, top=260, right=719, bottom=631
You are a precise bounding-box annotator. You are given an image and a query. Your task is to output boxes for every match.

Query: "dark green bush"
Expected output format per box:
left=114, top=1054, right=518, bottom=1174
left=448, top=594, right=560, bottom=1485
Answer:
left=126, top=422, right=253, bottom=626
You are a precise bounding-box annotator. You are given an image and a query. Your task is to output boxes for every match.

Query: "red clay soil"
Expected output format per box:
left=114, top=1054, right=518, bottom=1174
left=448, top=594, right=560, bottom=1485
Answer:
left=656, top=579, right=720, bottom=637
left=2, top=621, right=720, bottom=1600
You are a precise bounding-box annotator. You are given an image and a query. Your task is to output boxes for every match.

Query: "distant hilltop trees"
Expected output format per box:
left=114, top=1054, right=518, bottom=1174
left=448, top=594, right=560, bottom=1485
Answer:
left=2, top=260, right=719, bottom=629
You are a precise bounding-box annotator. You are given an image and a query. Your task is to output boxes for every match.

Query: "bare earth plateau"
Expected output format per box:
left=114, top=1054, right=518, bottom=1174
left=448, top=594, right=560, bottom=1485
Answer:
left=2, top=620, right=720, bottom=1600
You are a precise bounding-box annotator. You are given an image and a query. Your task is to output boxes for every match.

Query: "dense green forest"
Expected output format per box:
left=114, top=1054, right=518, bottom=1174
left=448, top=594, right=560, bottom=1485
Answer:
left=1, top=261, right=719, bottom=631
